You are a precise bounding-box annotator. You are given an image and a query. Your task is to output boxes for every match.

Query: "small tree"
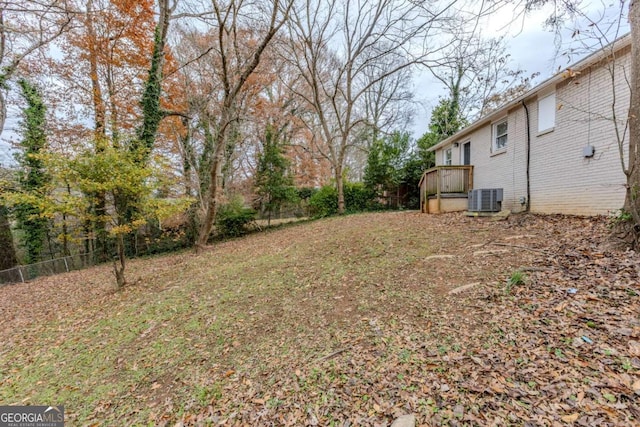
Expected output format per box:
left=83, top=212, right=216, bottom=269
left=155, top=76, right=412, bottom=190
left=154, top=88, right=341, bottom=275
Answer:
left=400, top=153, right=427, bottom=209
left=0, top=164, right=19, bottom=270
left=14, top=79, right=50, bottom=263
left=254, top=125, right=298, bottom=226
left=625, top=1, right=640, bottom=247
left=70, top=148, right=153, bottom=289
left=4, top=147, right=190, bottom=290
left=364, top=132, right=410, bottom=203
left=416, top=98, right=468, bottom=169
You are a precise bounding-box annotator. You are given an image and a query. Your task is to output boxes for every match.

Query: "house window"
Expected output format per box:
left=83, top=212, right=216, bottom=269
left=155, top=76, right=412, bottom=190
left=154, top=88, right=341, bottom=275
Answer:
left=493, top=119, right=508, bottom=152
left=538, top=92, right=556, bottom=133
left=444, top=148, right=452, bottom=165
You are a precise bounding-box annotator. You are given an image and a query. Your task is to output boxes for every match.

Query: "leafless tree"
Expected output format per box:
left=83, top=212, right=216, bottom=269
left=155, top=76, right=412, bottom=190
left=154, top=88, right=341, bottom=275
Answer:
left=284, top=0, right=458, bottom=214
left=427, top=14, right=537, bottom=121
left=346, top=55, right=415, bottom=181
left=617, top=0, right=638, bottom=247
left=0, top=0, right=73, bottom=135
left=178, top=0, right=294, bottom=249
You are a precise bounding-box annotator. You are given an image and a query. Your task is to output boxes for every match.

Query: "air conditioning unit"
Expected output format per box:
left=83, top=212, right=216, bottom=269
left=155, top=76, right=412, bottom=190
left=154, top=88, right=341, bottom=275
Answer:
left=468, top=188, right=503, bottom=212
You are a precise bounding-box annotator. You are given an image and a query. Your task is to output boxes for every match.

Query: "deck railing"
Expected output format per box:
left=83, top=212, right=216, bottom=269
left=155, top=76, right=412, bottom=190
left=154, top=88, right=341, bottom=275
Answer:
left=419, top=165, right=474, bottom=212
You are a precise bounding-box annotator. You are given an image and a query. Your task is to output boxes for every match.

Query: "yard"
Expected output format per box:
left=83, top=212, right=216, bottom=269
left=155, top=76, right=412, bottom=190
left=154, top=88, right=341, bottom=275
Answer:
left=0, top=212, right=638, bottom=426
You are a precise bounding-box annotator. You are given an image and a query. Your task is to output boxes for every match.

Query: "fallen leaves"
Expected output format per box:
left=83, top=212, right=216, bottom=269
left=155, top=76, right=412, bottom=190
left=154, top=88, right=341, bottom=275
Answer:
left=562, top=413, right=580, bottom=423
left=0, top=212, right=638, bottom=426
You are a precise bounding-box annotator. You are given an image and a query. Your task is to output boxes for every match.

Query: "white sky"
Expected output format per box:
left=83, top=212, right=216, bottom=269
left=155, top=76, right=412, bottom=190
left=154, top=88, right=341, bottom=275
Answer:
left=0, top=1, right=630, bottom=166
left=411, top=1, right=630, bottom=137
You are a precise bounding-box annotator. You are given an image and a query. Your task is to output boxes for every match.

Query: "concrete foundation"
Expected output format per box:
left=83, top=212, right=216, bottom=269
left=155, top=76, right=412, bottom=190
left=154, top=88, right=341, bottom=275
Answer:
left=427, top=196, right=468, bottom=214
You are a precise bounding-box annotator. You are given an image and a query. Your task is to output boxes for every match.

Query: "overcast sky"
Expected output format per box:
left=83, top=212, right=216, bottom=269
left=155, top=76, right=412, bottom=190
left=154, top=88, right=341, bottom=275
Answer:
left=0, top=1, right=630, bottom=167
left=411, top=1, right=630, bottom=136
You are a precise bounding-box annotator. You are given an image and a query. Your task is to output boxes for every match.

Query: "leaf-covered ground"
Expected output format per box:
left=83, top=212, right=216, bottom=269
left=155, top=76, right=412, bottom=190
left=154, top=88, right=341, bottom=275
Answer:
left=1, top=212, right=638, bottom=426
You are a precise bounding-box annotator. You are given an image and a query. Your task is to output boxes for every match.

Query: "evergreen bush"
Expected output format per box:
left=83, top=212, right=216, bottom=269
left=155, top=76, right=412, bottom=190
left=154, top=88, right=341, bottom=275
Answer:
left=216, top=197, right=256, bottom=238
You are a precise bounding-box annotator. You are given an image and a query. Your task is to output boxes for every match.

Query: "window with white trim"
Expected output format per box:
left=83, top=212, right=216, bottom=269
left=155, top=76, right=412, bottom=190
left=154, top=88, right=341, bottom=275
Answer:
left=493, top=119, right=508, bottom=152
left=444, top=148, right=452, bottom=165
left=538, top=92, right=556, bottom=132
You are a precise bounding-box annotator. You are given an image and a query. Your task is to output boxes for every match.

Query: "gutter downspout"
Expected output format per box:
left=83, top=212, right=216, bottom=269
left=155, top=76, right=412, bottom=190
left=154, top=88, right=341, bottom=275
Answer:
left=522, top=100, right=531, bottom=212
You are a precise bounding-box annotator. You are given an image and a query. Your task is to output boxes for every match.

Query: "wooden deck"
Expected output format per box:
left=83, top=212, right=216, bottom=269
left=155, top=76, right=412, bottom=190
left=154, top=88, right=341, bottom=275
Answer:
left=418, top=165, right=474, bottom=213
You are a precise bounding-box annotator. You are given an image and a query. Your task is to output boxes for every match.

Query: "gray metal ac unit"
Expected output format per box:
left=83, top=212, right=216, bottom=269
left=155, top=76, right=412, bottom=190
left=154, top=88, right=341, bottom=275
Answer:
left=468, top=188, right=503, bottom=212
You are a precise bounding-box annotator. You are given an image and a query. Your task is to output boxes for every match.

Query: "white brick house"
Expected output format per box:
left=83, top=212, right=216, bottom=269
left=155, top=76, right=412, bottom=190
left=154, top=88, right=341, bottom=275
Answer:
left=422, top=35, right=631, bottom=216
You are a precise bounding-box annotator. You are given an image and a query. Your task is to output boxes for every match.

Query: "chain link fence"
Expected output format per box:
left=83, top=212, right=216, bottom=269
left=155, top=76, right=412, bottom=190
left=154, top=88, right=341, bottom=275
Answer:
left=0, top=253, right=96, bottom=286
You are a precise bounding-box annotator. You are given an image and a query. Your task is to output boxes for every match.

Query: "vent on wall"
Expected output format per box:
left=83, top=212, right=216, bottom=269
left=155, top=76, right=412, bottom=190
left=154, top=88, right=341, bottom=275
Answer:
left=468, top=188, right=503, bottom=212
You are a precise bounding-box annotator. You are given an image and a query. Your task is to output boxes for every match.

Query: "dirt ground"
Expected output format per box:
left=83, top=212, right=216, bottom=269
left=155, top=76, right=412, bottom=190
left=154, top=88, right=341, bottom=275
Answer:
left=0, top=211, right=638, bottom=426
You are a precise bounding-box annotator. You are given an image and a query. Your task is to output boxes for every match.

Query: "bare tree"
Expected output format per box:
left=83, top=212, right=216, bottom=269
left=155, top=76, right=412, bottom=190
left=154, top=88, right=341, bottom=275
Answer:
left=427, top=15, right=537, bottom=122
left=185, top=0, right=294, bottom=249
left=0, top=0, right=73, bottom=135
left=284, top=0, right=457, bottom=214
left=623, top=0, right=639, bottom=246
left=347, top=56, right=415, bottom=181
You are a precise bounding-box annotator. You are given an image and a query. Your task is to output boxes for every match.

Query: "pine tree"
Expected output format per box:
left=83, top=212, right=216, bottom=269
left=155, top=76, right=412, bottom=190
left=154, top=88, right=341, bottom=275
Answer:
left=364, top=132, right=410, bottom=195
left=416, top=98, right=468, bottom=168
left=254, top=126, right=298, bottom=226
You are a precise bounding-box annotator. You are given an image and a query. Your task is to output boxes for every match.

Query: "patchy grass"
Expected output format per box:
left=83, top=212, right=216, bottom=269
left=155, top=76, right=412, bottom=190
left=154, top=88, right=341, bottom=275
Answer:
left=0, top=212, right=638, bottom=425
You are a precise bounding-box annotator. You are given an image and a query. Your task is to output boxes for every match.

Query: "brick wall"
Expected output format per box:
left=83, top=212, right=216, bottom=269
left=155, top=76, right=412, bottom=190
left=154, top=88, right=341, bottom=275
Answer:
left=434, top=47, right=631, bottom=216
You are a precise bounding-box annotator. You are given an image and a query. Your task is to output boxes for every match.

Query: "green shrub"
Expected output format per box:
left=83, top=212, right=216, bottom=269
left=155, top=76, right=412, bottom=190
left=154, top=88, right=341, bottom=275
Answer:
left=216, top=197, right=256, bottom=238
left=308, top=182, right=378, bottom=218
left=309, top=185, right=338, bottom=218
left=344, top=182, right=378, bottom=212
left=297, top=187, right=317, bottom=201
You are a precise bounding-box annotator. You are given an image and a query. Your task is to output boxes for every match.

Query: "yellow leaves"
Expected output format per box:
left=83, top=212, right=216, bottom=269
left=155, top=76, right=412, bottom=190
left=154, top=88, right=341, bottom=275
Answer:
left=561, top=413, right=579, bottom=423
left=131, top=219, right=147, bottom=229
left=555, top=301, right=568, bottom=312
left=151, top=197, right=195, bottom=225
left=489, top=380, right=506, bottom=394
left=562, top=68, right=581, bottom=79
left=110, top=219, right=147, bottom=236
left=18, top=145, right=194, bottom=242
left=110, top=224, right=133, bottom=235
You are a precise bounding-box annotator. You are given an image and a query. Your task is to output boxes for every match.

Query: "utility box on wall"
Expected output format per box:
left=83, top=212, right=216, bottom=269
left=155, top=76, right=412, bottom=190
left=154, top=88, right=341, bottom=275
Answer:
left=583, top=145, right=595, bottom=158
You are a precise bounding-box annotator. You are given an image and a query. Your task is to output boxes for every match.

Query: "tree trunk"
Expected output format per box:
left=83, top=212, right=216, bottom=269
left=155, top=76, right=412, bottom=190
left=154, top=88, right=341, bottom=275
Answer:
left=61, top=213, right=69, bottom=257
left=336, top=165, right=345, bottom=214
left=0, top=91, right=7, bottom=140
left=86, top=0, right=110, bottom=261
left=623, top=0, right=640, bottom=248
left=86, top=0, right=106, bottom=139
left=137, top=0, right=173, bottom=156
left=113, top=234, right=126, bottom=290
left=196, top=138, right=226, bottom=249
left=0, top=204, right=18, bottom=270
